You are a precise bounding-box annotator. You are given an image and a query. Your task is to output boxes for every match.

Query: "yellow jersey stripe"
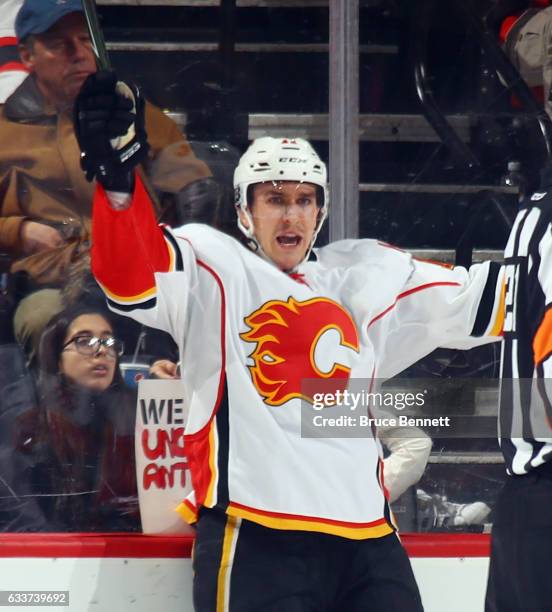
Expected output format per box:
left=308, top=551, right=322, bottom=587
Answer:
left=490, top=278, right=507, bottom=337
left=226, top=504, right=393, bottom=540
left=175, top=500, right=198, bottom=525
left=204, top=421, right=219, bottom=508
left=216, top=516, right=240, bottom=612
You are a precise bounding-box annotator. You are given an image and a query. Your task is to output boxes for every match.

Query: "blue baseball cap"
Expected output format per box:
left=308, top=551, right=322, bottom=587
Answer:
left=16, top=0, right=84, bottom=42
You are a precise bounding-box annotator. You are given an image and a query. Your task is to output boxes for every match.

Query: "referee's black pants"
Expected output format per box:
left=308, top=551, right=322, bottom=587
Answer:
left=486, top=462, right=552, bottom=612
left=193, top=508, right=424, bottom=612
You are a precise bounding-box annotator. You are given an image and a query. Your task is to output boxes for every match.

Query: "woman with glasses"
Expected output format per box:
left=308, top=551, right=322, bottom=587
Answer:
left=19, top=304, right=141, bottom=531
left=43, top=308, right=125, bottom=392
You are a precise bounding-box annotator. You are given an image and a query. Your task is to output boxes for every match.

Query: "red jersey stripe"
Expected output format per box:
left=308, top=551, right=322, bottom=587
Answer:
left=368, top=281, right=461, bottom=328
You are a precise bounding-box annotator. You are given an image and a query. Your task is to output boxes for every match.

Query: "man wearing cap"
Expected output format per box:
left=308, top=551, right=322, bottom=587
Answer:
left=0, top=0, right=211, bottom=360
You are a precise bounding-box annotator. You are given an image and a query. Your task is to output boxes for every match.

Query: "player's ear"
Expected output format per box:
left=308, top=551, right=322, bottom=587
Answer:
left=238, top=207, right=251, bottom=230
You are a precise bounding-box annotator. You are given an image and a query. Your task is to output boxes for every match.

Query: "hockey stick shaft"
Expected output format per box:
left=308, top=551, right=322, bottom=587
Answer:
left=82, top=0, right=111, bottom=70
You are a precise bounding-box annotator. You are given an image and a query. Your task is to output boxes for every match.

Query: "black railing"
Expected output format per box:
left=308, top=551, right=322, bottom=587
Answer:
left=411, top=0, right=482, bottom=172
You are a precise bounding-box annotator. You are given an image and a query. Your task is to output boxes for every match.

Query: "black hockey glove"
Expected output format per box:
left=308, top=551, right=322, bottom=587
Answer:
left=74, top=70, right=149, bottom=192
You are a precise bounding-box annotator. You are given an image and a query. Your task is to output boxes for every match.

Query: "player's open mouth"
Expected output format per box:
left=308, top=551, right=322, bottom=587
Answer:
left=276, top=234, right=301, bottom=247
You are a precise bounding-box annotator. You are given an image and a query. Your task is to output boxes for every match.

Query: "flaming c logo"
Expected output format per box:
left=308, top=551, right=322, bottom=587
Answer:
left=240, top=297, right=360, bottom=406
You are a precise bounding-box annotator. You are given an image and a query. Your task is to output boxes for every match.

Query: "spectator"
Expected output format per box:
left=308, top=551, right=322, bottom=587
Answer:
left=30, top=304, right=139, bottom=531
left=0, top=303, right=139, bottom=532
left=0, top=0, right=26, bottom=103
left=495, top=0, right=552, bottom=116
left=0, top=0, right=211, bottom=360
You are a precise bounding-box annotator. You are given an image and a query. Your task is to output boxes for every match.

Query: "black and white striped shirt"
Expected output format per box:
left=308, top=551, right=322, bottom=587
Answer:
left=500, top=189, right=552, bottom=474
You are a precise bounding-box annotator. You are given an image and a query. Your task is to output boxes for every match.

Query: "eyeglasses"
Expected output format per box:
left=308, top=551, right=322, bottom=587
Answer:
left=62, top=335, right=124, bottom=358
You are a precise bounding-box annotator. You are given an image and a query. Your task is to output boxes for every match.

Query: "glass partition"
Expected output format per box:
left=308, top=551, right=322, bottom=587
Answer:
left=1, top=0, right=542, bottom=535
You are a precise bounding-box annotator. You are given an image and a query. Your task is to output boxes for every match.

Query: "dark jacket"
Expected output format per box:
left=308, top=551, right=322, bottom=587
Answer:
left=35, top=377, right=140, bottom=531
left=0, top=370, right=141, bottom=532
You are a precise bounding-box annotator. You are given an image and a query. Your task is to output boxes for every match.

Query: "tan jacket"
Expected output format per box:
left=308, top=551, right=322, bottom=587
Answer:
left=0, top=75, right=211, bottom=285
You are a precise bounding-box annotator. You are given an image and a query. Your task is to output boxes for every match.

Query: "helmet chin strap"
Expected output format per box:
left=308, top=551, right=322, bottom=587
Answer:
left=237, top=206, right=275, bottom=267
left=237, top=205, right=327, bottom=273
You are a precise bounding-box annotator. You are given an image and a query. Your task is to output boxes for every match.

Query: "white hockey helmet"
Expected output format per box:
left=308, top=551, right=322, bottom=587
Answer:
left=233, top=137, right=329, bottom=265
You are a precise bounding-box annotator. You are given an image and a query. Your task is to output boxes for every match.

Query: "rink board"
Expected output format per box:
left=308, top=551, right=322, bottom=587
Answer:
left=0, top=533, right=490, bottom=612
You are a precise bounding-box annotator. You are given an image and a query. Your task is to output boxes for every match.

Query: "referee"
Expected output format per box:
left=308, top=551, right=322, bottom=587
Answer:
left=486, top=164, right=552, bottom=612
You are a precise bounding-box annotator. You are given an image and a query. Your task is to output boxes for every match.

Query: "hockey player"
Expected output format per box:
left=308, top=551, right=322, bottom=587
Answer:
left=75, top=71, right=505, bottom=612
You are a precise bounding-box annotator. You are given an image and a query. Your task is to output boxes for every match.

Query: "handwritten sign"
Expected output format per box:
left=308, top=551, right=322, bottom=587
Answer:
left=135, top=379, right=194, bottom=534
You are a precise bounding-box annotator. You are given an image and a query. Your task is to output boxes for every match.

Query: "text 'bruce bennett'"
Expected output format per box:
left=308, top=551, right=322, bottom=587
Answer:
left=312, top=415, right=452, bottom=428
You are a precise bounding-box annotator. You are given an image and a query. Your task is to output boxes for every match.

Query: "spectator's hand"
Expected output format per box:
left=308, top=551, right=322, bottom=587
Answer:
left=20, top=221, right=64, bottom=255
left=74, top=70, right=149, bottom=193
left=149, top=359, right=179, bottom=379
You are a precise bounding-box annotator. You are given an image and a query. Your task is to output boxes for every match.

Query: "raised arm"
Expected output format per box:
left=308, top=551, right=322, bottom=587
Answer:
left=75, top=71, right=187, bottom=331
left=91, top=174, right=173, bottom=307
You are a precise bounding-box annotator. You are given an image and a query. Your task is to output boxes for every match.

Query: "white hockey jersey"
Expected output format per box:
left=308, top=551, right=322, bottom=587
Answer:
left=0, top=0, right=27, bottom=104
left=92, top=176, right=504, bottom=539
